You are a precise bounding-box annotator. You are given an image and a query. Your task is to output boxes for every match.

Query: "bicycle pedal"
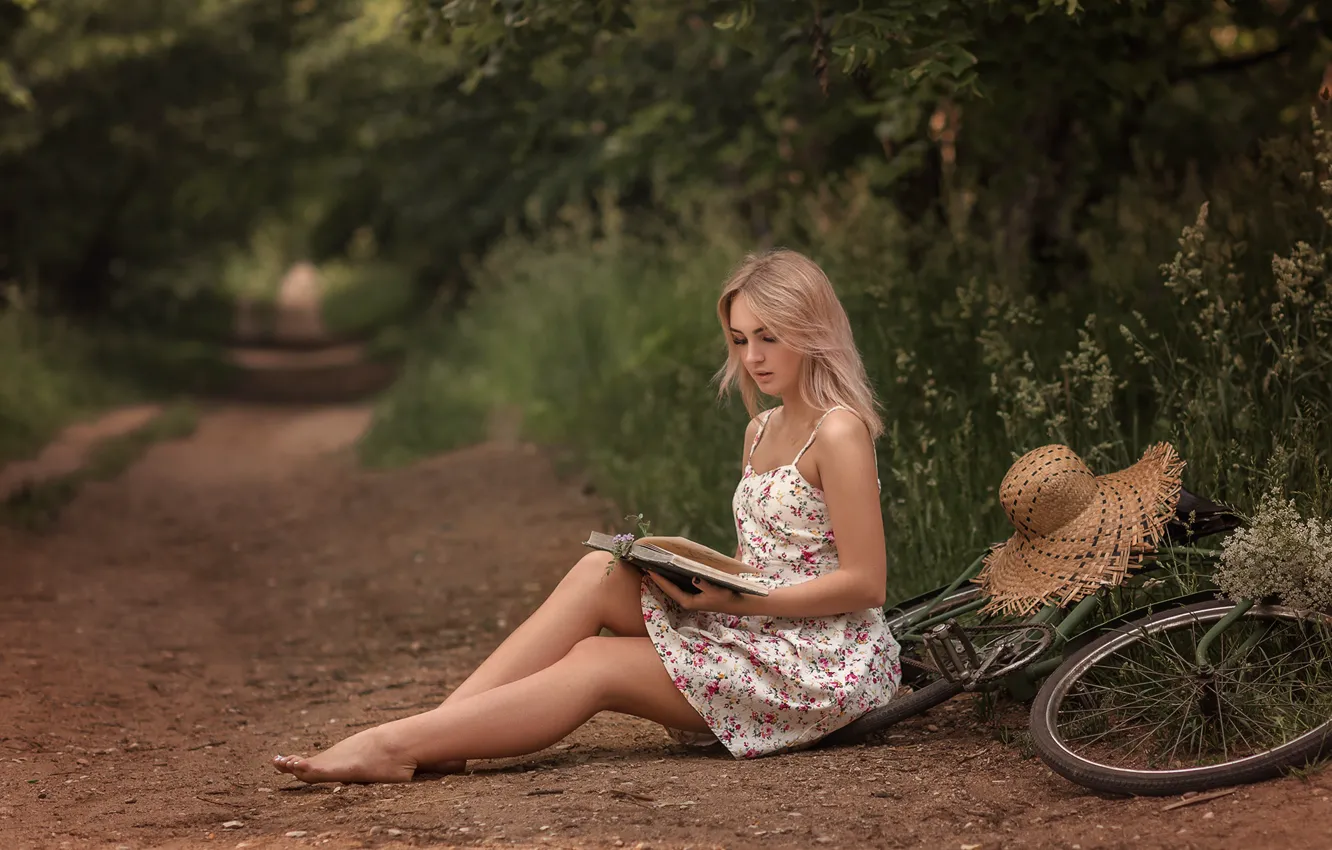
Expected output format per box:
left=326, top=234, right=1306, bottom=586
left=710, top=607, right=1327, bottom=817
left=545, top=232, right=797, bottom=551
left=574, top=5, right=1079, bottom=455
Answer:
left=922, top=620, right=982, bottom=686
left=920, top=620, right=1056, bottom=688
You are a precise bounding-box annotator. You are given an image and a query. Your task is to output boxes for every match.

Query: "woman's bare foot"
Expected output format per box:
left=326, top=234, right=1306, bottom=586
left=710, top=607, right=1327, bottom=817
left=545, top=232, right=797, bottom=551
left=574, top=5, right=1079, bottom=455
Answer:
left=271, top=730, right=417, bottom=784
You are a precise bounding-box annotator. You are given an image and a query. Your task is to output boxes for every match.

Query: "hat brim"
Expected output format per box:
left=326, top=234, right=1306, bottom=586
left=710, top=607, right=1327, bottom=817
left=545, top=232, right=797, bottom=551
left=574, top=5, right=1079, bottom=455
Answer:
left=975, top=443, right=1184, bottom=617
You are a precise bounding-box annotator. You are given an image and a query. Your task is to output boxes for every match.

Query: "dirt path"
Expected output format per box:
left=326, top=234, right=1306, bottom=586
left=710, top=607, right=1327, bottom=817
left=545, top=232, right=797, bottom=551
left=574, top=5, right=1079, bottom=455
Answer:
left=1, top=405, right=1329, bottom=850
left=0, top=405, right=162, bottom=499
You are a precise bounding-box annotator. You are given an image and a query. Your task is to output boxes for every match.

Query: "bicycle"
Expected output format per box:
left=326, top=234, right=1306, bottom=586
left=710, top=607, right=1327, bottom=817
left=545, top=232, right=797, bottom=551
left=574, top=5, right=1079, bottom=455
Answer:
left=824, top=489, right=1332, bottom=796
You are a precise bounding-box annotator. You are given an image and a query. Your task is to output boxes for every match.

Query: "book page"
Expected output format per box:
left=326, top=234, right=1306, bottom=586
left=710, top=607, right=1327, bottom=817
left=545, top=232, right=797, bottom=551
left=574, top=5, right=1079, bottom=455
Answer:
left=638, top=536, right=755, bottom=575
left=634, top=545, right=769, bottom=596
left=584, top=531, right=768, bottom=596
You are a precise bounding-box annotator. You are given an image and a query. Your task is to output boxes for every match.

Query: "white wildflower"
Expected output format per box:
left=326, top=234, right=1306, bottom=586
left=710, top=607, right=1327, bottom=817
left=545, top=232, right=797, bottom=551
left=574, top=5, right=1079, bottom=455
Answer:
left=1216, top=492, right=1332, bottom=611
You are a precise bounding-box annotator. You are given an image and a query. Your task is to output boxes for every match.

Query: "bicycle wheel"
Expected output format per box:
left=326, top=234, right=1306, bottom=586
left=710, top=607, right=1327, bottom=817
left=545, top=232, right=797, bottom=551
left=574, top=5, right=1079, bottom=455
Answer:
left=1030, top=599, right=1332, bottom=795
left=821, top=679, right=964, bottom=747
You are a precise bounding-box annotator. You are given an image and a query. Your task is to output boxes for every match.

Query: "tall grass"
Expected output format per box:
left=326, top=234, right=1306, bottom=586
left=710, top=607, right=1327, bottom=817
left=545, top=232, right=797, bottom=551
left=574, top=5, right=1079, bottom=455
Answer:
left=0, top=304, right=138, bottom=465
left=0, top=295, right=231, bottom=467
left=1, top=402, right=198, bottom=530
left=365, top=116, right=1332, bottom=599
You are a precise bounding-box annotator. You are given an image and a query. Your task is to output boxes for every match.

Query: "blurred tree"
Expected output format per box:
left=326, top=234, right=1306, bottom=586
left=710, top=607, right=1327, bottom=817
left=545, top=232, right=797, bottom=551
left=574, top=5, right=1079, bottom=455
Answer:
left=0, top=0, right=351, bottom=312
left=398, top=0, right=1331, bottom=291
left=2, top=0, right=1328, bottom=317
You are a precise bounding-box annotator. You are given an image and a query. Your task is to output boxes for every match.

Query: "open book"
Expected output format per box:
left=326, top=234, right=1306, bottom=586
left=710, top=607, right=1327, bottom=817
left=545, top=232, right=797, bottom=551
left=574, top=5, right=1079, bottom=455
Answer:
left=583, top=531, right=770, bottom=597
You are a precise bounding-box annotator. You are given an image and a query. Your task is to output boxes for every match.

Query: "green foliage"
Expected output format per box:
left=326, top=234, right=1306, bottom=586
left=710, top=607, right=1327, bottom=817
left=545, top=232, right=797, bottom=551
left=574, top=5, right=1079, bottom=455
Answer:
left=0, top=297, right=230, bottom=467
left=4, top=0, right=1332, bottom=598
left=0, top=304, right=137, bottom=465
left=1, top=402, right=197, bottom=530
left=397, top=0, right=1327, bottom=254
left=356, top=316, right=490, bottom=466
left=368, top=113, right=1332, bottom=598
left=320, top=259, right=420, bottom=340
left=6, top=0, right=1330, bottom=326
left=1, top=0, right=334, bottom=309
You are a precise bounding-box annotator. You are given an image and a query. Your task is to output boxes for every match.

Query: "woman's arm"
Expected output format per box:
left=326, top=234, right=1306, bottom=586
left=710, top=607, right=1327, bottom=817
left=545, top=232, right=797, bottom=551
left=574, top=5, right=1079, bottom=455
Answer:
left=653, top=410, right=887, bottom=618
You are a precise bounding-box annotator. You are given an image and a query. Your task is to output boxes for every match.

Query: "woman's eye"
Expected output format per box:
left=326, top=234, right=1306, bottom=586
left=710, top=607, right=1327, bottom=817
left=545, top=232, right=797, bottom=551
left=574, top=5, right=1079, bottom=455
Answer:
left=731, top=338, right=746, bottom=346
left=762, top=337, right=777, bottom=344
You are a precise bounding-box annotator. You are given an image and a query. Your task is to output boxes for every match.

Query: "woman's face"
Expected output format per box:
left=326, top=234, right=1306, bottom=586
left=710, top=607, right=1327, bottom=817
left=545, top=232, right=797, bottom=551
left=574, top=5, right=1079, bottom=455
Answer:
left=728, top=292, right=803, bottom=399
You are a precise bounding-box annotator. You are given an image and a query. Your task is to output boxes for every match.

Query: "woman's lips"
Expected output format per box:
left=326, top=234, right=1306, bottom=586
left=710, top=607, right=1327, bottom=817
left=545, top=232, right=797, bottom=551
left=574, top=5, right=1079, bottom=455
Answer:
left=754, top=371, right=773, bottom=381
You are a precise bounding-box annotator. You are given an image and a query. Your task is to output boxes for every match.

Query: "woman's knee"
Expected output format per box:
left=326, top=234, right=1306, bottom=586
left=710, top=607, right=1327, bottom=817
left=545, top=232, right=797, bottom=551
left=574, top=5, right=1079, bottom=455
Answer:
left=566, top=552, right=640, bottom=593
left=558, top=553, right=646, bottom=635
left=567, top=550, right=614, bottom=581
left=562, top=636, right=630, bottom=703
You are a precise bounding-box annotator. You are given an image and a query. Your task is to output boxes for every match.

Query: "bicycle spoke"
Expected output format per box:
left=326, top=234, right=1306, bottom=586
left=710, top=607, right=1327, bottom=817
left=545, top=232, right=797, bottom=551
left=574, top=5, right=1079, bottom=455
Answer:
left=1067, top=678, right=1181, bottom=708
left=1162, top=694, right=1200, bottom=768
left=1047, top=605, right=1332, bottom=775
left=1215, top=688, right=1231, bottom=764
left=1123, top=699, right=1198, bottom=765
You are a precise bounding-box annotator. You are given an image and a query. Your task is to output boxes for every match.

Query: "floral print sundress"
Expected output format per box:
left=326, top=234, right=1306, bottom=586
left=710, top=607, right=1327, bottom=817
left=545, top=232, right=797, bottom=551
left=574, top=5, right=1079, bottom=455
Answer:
left=641, top=406, right=902, bottom=758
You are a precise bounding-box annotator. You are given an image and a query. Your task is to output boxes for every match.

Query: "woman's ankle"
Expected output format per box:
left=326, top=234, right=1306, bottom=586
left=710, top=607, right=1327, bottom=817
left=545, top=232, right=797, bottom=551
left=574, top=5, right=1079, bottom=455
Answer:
left=374, top=712, right=446, bottom=768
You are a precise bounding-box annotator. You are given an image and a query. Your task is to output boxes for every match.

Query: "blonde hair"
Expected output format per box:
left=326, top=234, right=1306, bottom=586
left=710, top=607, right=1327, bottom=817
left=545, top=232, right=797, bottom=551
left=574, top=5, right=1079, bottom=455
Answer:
left=714, top=249, right=883, bottom=439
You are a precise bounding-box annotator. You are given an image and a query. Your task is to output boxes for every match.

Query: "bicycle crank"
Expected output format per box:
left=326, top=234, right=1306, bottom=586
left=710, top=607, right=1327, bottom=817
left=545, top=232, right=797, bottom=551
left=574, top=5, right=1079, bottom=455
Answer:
left=919, top=620, right=1056, bottom=690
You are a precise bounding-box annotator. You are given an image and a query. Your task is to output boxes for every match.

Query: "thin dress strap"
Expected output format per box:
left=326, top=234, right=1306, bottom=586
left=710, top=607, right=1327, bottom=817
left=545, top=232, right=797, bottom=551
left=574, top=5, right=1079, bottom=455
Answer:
left=748, top=409, right=778, bottom=465
left=792, top=406, right=845, bottom=465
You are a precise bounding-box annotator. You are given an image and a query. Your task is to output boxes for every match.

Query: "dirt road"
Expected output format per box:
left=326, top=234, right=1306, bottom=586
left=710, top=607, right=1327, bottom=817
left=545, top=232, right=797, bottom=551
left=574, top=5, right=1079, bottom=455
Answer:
left=2, top=405, right=1329, bottom=849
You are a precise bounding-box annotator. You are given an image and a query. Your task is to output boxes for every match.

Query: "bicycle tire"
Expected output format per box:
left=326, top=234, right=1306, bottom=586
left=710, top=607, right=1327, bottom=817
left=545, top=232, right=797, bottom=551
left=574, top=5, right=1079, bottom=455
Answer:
left=819, top=582, right=985, bottom=748
left=1030, top=599, right=1332, bottom=796
left=820, top=679, right=964, bottom=747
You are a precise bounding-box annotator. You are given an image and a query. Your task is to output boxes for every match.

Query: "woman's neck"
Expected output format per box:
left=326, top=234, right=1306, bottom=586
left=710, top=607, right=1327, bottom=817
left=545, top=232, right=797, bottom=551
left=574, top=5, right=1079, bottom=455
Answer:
left=777, top=393, right=821, bottom=431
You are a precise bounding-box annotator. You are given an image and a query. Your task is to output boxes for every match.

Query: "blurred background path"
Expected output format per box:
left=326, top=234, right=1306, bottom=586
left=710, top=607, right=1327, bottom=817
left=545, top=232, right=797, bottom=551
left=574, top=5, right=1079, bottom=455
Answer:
left=1, top=405, right=1329, bottom=850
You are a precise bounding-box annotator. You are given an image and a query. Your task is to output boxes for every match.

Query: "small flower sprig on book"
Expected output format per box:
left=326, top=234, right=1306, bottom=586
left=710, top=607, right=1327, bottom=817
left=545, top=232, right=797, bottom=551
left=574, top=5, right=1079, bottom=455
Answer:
left=606, top=513, right=652, bottom=573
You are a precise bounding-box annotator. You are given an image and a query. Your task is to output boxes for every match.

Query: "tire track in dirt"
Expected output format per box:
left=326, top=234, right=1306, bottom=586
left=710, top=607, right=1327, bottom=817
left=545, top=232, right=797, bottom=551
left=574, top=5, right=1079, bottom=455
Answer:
left=0, top=405, right=1329, bottom=849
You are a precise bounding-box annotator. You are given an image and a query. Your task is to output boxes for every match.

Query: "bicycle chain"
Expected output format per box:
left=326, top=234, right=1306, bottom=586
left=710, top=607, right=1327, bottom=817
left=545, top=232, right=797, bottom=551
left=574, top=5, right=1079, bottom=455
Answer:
left=899, top=622, right=1056, bottom=681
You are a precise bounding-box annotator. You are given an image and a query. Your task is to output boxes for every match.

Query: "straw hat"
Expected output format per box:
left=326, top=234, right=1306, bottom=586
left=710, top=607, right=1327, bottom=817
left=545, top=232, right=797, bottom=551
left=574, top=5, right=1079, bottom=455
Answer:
left=974, top=443, right=1185, bottom=616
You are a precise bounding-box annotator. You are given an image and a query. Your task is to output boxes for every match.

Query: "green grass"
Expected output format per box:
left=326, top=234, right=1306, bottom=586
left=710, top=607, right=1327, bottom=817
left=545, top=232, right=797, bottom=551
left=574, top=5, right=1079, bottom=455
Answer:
left=1, top=402, right=198, bottom=530
left=0, top=310, right=139, bottom=466
left=364, top=121, right=1332, bottom=601
left=319, top=260, right=420, bottom=342
left=0, top=305, right=231, bottom=468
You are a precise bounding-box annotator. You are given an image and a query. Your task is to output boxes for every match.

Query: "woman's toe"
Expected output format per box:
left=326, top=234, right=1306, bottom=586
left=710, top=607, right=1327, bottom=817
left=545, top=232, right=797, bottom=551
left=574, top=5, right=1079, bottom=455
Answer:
left=273, top=755, right=303, bottom=773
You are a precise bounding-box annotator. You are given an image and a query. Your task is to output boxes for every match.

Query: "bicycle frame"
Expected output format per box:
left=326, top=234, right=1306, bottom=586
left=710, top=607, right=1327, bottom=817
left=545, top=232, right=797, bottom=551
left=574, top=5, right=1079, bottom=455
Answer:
left=891, top=553, right=989, bottom=637
left=890, top=544, right=1233, bottom=701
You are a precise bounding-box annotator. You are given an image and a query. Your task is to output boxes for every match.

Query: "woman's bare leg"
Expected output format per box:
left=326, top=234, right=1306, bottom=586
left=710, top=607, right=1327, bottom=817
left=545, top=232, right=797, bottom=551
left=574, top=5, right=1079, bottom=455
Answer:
left=419, top=552, right=648, bottom=773
left=444, top=552, right=648, bottom=703
left=273, top=636, right=706, bottom=784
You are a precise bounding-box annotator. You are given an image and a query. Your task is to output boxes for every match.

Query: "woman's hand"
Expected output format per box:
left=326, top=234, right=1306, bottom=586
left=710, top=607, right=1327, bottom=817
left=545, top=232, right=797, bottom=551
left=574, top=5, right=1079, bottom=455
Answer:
left=647, top=572, right=746, bottom=614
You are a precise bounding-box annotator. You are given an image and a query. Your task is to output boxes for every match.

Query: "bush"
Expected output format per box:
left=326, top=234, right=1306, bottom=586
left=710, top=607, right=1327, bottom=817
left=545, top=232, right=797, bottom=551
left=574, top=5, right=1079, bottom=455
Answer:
left=320, top=260, right=420, bottom=342
left=0, top=298, right=230, bottom=467
left=366, top=118, right=1332, bottom=599
left=0, top=306, right=138, bottom=465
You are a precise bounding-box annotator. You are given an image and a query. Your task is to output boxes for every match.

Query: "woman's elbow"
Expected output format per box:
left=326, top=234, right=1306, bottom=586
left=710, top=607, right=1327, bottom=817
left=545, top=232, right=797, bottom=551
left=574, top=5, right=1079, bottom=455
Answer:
left=864, top=582, right=887, bottom=609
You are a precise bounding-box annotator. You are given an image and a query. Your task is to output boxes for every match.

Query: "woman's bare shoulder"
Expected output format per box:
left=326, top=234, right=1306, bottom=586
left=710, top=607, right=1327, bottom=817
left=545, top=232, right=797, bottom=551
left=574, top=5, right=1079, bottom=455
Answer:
left=739, top=415, right=761, bottom=461
left=813, top=409, right=877, bottom=492
left=818, top=408, right=872, bottom=447
left=743, top=414, right=761, bottom=442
